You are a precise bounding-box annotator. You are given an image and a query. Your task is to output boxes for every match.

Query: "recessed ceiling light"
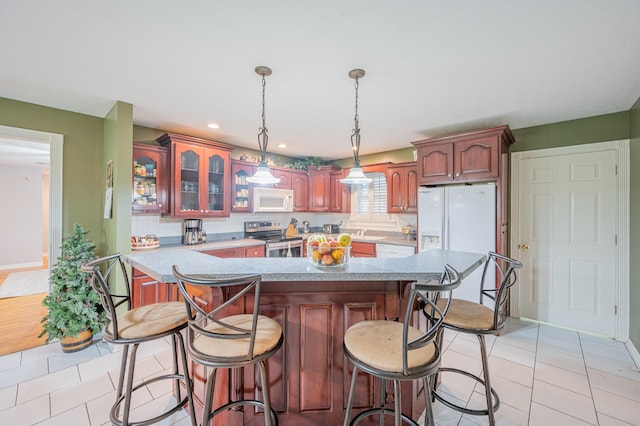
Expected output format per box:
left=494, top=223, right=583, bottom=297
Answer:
left=277, top=143, right=287, bottom=148
left=207, top=123, right=220, bottom=129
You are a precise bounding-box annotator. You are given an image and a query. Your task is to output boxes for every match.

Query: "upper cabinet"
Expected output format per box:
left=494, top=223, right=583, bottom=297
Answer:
left=329, top=169, right=349, bottom=213
left=291, top=170, right=309, bottom=212
left=132, top=143, right=168, bottom=214
left=387, top=162, right=418, bottom=213
left=231, top=161, right=254, bottom=213
left=412, top=126, right=515, bottom=185
left=308, top=165, right=346, bottom=212
left=157, top=133, right=234, bottom=218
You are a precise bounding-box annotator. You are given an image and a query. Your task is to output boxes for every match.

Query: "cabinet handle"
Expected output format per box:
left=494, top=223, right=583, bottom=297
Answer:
left=448, top=174, right=452, bottom=178
left=455, top=173, right=460, bottom=177
left=385, top=316, right=400, bottom=322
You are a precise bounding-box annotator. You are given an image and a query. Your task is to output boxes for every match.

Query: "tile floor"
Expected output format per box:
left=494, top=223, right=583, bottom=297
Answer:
left=0, top=318, right=639, bottom=425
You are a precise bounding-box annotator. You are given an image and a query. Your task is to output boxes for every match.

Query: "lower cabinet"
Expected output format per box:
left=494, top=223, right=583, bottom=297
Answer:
left=131, top=267, right=176, bottom=308
left=201, top=244, right=265, bottom=258
left=351, top=241, right=376, bottom=257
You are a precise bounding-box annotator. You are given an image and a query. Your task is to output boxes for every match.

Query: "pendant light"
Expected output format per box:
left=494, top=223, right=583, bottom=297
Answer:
left=246, top=66, right=280, bottom=184
left=341, top=68, right=373, bottom=185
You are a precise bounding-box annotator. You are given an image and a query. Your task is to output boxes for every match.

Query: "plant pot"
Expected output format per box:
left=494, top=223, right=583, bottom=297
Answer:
left=60, top=328, right=93, bottom=353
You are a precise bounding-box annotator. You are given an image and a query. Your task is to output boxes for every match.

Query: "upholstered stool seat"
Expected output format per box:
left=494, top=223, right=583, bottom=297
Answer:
left=173, top=267, right=284, bottom=426
left=82, top=254, right=195, bottom=426
left=343, top=265, right=460, bottom=426
left=428, top=252, right=522, bottom=426
left=106, top=302, right=187, bottom=339
left=344, top=321, right=437, bottom=373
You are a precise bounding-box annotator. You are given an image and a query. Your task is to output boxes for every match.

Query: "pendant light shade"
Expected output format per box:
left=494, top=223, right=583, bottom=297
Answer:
left=341, top=69, right=372, bottom=185
left=246, top=66, right=281, bottom=184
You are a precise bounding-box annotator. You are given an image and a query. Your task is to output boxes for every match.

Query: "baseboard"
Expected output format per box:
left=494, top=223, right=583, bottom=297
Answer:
left=0, top=261, right=43, bottom=270
left=627, top=340, right=640, bottom=370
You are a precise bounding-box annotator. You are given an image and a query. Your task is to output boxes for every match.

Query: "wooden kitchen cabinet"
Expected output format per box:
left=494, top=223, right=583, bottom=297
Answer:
left=157, top=133, right=234, bottom=218
left=271, top=167, right=292, bottom=189
left=291, top=169, right=309, bottom=212
left=351, top=241, right=376, bottom=258
left=231, top=161, right=254, bottom=212
left=387, top=161, right=418, bottom=213
left=412, top=125, right=514, bottom=185
left=131, top=267, right=176, bottom=308
left=329, top=169, right=350, bottom=213
left=201, top=243, right=265, bottom=259
left=308, top=165, right=345, bottom=212
left=132, top=143, right=168, bottom=214
left=271, top=167, right=309, bottom=212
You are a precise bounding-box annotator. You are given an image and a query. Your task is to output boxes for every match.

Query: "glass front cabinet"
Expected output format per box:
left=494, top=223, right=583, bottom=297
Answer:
left=157, top=133, right=233, bottom=218
left=132, top=143, right=168, bottom=214
left=231, top=161, right=254, bottom=213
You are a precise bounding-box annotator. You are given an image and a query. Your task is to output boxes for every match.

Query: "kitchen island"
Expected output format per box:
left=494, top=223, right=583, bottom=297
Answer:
left=127, top=249, right=485, bottom=425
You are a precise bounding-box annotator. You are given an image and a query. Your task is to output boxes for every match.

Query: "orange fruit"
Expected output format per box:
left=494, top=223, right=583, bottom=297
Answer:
left=318, top=241, right=331, bottom=254
left=332, top=249, right=345, bottom=263
left=311, top=250, right=322, bottom=262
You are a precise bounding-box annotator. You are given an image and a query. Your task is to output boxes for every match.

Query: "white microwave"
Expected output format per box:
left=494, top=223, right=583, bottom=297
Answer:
left=253, top=187, right=294, bottom=213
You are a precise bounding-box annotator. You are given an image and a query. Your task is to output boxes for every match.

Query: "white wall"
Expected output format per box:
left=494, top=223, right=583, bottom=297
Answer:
left=0, top=165, right=43, bottom=268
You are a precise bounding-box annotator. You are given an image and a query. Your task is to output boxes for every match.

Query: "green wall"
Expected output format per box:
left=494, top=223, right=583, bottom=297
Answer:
left=512, top=111, right=630, bottom=152
left=0, top=97, right=105, bottom=251
left=630, top=98, right=640, bottom=348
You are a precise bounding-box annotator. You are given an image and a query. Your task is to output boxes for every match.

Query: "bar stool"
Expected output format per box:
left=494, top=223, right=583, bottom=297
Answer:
left=81, top=253, right=195, bottom=426
left=172, top=266, right=284, bottom=426
left=429, top=252, right=522, bottom=425
left=343, top=265, right=461, bottom=426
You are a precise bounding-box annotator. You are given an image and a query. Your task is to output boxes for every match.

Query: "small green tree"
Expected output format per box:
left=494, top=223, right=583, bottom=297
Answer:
left=39, top=223, right=106, bottom=342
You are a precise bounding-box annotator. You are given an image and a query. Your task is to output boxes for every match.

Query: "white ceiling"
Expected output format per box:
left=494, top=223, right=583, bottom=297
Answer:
left=1, top=1, right=640, bottom=161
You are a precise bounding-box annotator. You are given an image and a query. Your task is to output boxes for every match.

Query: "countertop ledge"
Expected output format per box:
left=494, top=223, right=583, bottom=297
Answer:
left=127, top=248, right=485, bottom=284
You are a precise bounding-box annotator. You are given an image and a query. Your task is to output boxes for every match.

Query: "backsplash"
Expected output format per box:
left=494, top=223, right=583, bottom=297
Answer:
left=132, top=212, right=417, bottom=242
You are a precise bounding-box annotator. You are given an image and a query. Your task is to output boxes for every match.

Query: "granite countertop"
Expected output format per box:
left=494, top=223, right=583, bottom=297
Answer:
left=127, top=248, right=485, bottom=284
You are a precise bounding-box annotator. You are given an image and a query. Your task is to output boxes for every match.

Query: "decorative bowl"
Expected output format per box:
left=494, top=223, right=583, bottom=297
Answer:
left=307, top=244, right=350, bottom=268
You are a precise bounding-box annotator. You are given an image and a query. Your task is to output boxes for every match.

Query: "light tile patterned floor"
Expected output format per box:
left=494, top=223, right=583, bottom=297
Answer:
left=0, top=318, right=639, bottom=425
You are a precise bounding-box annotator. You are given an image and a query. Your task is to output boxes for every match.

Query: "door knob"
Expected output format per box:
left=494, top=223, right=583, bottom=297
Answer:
left=519, top=244, right=530, bottom=250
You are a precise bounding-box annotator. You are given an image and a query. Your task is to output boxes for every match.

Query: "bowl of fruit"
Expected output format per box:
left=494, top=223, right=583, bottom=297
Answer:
left=307, top=233, right=352, bottom=268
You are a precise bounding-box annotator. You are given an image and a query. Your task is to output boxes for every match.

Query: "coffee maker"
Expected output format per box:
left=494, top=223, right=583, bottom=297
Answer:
left=183, top=218, right=204, bottom=245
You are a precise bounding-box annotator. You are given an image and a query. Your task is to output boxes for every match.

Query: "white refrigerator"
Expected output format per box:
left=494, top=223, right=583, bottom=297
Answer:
left=418, top=183, right=496, bottom=303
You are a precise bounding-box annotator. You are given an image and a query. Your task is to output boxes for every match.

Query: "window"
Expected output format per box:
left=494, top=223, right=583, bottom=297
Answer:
left=350, top=172, right=393, bottom=224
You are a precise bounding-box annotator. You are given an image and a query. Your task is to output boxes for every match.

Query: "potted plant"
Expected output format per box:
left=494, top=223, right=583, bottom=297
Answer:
left=39, top=223, right=106, bottom=352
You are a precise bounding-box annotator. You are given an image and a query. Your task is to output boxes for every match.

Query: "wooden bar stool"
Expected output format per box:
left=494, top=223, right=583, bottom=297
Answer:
left=172, top=266, right=284, bottom=426
left=81, top=253, right=195, bottom=426
left=343, top=265, right=460, bottom=426
left=429, top=251, right=522, bottom=425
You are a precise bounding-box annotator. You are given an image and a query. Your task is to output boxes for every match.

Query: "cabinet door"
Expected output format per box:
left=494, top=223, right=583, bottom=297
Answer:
left=329, top=170, right=349, bottom=213
left=231, top=162, right=253, bottom=212
left=244, top=245, right=265, bottom=258
left=351, top=241, right=376, bottom=257
left=132, top=144, right=168, bottom=214
left=171, top=142, right=231, bottom=218
left=131, top=268, right=175, bottom=308
left=308, top=169, right=331, bottom=212
left=271, top=169, right=292, bottom=189
left=417, top=142, right=454, bottom=185
left=202, top=247, right=241, bottom=258
left=173, top=144, right=203, bottom=216
left=292, top=172, right=309, bottom=212
left=454, top=136, right=499, bottom=181
left=387, top=163, right=418, bottom=213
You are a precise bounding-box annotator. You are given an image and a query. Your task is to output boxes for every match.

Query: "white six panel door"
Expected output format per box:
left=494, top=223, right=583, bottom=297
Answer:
left=518, top=150, right=617, bottom=336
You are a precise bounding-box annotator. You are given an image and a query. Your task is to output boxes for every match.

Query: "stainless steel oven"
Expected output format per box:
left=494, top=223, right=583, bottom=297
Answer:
left=245, top=220, right=303, bottom=258
left=265, top=239, right=303, bottom=258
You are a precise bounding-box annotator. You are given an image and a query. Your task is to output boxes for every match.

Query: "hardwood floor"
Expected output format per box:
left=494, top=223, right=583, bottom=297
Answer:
left=0, top=258, right=49, bottom=356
